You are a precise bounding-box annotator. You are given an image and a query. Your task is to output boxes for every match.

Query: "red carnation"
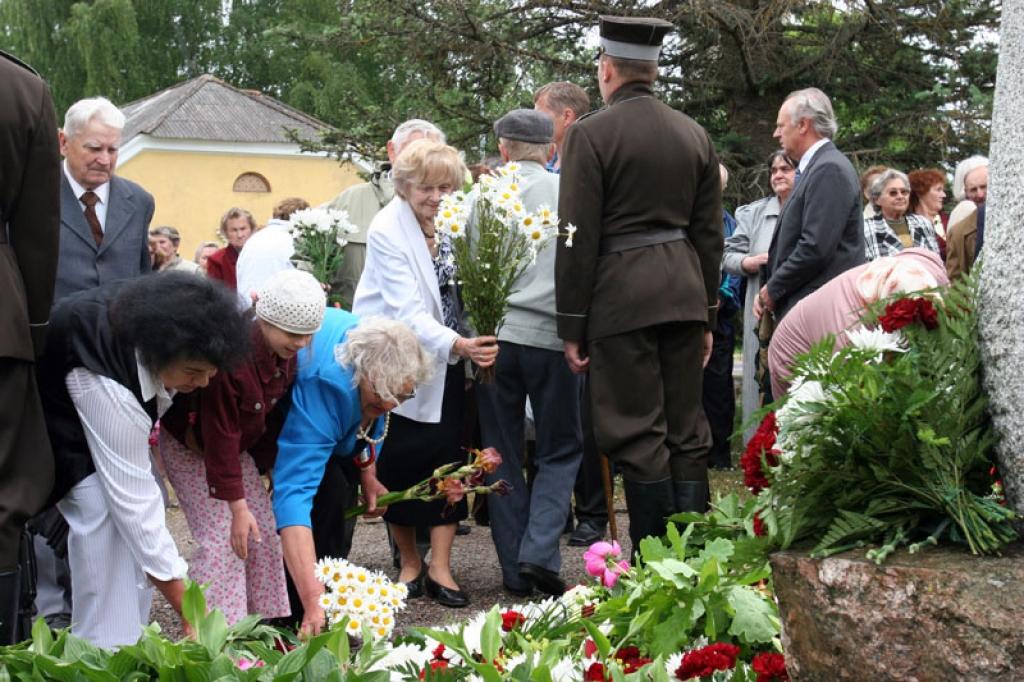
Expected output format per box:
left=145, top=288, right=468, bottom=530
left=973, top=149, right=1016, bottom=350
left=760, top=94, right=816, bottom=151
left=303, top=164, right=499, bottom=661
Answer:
left=741, top=413, right=779, bottom=494
left=584, top=638, right=598, bottom=658
left=584, top=662, right=607, bottom=681
left=879, top=298, right=919, bottom=332
left=753, top=512, right=766, bottom=537
left=752, top=652, right=789, bottom=681
left=916, top=298, right=938, bottom=330
left=501, top=610, right=526, bottom=632
left=614, top=646, right=652, bottom=673
left=675, top=642, right=741, bottom=680
left=419, top=659, right=449, bottom=680
left=431, top=643, right=447, bottom=660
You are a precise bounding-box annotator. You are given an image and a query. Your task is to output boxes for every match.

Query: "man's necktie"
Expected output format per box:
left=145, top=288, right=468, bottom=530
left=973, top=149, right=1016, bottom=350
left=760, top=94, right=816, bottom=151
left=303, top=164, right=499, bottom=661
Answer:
left=80, top=190, right=103, bottom=246
left=793, top=168, right=802, bottom=188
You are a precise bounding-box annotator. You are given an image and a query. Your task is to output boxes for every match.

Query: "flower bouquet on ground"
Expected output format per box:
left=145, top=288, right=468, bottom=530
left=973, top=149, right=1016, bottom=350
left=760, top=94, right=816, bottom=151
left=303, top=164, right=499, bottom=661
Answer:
left=434, top=163, right=572, bottom=383
left=747, top=273, right=1016, bottom=562
left=314, top=557, right=408, bottom=643
left=344, top=447, right=509, bottom=519
left=287, top=207, right=358, bottom=303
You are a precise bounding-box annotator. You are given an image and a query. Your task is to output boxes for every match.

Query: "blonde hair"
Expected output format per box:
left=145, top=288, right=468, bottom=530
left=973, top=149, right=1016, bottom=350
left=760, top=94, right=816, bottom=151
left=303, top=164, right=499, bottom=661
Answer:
left=392, top=139, right=467, bottom=200
left=336, top=317, right=434, bottom=402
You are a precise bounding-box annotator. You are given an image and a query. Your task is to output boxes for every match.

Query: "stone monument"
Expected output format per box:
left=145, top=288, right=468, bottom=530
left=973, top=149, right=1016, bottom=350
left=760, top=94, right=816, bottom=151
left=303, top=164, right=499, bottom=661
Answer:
left=980, top=0, right=1024, bottom=517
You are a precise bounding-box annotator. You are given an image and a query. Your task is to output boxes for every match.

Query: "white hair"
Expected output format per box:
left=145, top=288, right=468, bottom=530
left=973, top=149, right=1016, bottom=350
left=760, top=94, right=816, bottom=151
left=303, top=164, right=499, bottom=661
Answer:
left=952, top=155, right=988, bottom=202
left=335, top=317, right=434, bottom=402
left=63, top=97, right=125, bottom=138
left=390, top=119, right=445, bottom=154
left=785, top=87, right=838, bottom=139
left=869, top=168, right=910, bottom=203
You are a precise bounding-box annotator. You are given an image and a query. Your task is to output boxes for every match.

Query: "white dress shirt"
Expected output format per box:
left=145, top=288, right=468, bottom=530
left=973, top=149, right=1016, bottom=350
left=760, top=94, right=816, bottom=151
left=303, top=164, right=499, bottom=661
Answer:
left=797, top=138, right=830, bottom=175
left=64, top=161, right=110, bottom=232
left=63, top=358, right=186, bottom=582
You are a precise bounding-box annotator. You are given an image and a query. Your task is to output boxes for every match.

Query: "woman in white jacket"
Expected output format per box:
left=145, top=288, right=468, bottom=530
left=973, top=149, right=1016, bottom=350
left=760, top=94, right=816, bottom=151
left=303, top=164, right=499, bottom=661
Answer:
left=353, top=139, right=497, bottom=608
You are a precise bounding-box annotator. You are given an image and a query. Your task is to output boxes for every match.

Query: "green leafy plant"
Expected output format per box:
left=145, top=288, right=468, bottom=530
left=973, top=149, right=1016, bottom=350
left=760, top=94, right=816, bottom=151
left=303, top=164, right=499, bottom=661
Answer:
left=758, top=273, right=1016, bottom=562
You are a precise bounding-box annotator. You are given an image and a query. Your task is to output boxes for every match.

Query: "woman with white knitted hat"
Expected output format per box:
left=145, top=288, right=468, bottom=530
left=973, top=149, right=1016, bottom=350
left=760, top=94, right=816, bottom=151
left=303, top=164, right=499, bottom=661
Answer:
left=159, top=269, right=326, bottom=624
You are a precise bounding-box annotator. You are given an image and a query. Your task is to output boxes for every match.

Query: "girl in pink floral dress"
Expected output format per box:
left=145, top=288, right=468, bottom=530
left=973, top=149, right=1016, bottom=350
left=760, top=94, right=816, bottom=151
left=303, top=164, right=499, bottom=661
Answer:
left=159, top=270, right=325, bottom=623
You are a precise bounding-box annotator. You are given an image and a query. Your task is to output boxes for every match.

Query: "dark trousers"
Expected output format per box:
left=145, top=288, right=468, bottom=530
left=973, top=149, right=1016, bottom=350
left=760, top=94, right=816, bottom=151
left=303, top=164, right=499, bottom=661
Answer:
left=573, top=376, right=608, bottom=526
left=702, top=327, right=736, bottom=469
left=588, top=321, right=710, bottom=483
left=283, top=455, right=359, bottom=623
left=0, top=359, right=52, bottom=569
left=476, top=342, right=582, bottom=589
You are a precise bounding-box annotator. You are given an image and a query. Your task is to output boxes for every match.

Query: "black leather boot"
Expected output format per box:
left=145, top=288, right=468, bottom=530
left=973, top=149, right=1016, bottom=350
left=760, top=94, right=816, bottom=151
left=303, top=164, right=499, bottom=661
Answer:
left=672, top=479, right=710, bottom=514
left=0, top=569, right=20, bottom=645
left=622, top=478, right=676, bottom=558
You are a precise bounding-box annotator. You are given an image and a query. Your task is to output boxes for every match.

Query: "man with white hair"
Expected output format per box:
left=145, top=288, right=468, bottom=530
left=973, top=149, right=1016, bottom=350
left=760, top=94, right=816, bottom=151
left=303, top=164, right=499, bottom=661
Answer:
left=34, top=95, right=155, bottom=632
left=325, top=119, right=445, bottom=309
left=55, top=96, right=154, bottom=302
left=946, top=155, right=989, bottom=280
left=758, top=87, right=864, bottom=322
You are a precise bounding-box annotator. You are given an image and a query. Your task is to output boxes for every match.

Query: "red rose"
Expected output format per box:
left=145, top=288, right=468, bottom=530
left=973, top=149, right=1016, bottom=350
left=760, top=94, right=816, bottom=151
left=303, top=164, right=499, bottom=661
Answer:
left=753, top=512, right=766, bottom=537
left=752, top=652, right=789, bottom=681
left=581, top=603, right=596, bottom=619
left=675, top=642, right=741, bottom=680
left=501, top=610, right=526, bottom=632
left=916, top=298, right=938, bottom=330
left=584, top=662, right=607, bottom=681
left=584, top=638, right=598, bottom=658
left=879, top=298, right=919, bottom=332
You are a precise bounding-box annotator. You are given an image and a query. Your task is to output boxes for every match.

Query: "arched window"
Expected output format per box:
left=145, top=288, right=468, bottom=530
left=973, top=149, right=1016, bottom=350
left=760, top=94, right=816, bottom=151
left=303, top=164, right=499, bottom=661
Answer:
left=233, top=172, right=271, bottom=193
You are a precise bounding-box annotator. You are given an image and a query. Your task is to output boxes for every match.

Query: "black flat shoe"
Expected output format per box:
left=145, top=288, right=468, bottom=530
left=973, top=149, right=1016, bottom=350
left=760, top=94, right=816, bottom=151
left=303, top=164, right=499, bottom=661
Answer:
left=519, top=562, right=566, bottom=596
left=424, top=573, right=469, bottom=608
left=402, top=566, right=426, bottom=599
left=455, top=523, right=471, bottom=536
left=567, top=520, right=605, bottom=547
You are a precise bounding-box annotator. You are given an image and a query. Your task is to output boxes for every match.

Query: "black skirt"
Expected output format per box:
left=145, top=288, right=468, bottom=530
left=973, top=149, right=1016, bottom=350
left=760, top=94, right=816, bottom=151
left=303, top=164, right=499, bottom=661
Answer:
left=376, top=362, right=468, bottom=526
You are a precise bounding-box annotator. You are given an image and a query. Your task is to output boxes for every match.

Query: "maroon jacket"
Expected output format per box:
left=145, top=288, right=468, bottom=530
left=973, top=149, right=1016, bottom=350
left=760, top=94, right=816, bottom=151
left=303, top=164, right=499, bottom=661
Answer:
left=206, top=245, right=239, bottom=290
left=162, top=324, right=295, bottom=501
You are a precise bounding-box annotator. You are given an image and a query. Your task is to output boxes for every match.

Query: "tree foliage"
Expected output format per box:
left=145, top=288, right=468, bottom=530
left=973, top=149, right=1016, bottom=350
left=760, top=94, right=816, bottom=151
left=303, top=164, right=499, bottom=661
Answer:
left=0, top=0, right=1000, bottom=205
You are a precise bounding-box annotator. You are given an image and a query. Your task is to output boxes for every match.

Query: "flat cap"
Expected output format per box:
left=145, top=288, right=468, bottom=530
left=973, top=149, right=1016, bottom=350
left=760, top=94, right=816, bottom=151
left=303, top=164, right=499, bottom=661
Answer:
left=599, top=15, right=673, bottom=61
left=494, top=108, right=554, bottom=144
left=149, top=225, right=181, bottom=242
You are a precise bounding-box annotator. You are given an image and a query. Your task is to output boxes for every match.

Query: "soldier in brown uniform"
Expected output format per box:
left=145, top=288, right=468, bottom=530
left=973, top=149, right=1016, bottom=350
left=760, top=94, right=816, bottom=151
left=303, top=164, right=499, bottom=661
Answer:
left=555, top=16, right=722, bottom=554
left=0, top=50, right=61, bottom=643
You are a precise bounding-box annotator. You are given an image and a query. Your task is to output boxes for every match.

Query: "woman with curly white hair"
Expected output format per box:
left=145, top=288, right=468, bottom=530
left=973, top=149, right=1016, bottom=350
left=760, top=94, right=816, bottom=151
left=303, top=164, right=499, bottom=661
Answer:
left=271, top=310, right=432, bottom=636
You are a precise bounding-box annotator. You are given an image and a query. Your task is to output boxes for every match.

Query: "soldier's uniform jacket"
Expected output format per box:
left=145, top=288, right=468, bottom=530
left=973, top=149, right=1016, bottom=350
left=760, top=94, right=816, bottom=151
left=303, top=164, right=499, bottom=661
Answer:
left=0, top=50, right=60, bottom=360
left=554, top=81, right=722, bottom=343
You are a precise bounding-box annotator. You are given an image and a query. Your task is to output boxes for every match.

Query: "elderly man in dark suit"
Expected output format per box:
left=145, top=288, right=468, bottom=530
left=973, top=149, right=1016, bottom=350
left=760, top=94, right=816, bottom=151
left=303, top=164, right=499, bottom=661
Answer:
left=555, top=16, right=722, bottom=555
left=757, top=88, right=864, bottom=322
left=0, top=50, right=60, bottom=644
left=55, top=96, right=154, bottom=302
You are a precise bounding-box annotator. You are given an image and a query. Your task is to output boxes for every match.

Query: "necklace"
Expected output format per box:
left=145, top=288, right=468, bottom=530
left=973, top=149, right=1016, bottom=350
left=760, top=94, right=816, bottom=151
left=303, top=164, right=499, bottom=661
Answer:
left=357, top=411, right=390, bottom=445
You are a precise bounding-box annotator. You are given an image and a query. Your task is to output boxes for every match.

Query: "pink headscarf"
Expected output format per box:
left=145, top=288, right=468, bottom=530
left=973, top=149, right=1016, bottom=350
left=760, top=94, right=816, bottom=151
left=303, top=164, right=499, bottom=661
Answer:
left=854, top=248, right=948, bottom=305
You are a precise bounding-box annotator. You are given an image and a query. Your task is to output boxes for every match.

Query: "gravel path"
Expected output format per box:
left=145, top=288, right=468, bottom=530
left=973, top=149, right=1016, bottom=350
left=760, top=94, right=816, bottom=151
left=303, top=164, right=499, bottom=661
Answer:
left=153, top=497, right=632, bottom=639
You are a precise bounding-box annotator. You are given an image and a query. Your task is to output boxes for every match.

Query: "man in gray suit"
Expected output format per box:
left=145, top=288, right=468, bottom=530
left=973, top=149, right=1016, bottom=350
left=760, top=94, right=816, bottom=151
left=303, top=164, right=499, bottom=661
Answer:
left=476, top=109, right=582, bottom=597
left=757, top=88, right=864, bottom=321
left=55, top=97, right=153, bottom=302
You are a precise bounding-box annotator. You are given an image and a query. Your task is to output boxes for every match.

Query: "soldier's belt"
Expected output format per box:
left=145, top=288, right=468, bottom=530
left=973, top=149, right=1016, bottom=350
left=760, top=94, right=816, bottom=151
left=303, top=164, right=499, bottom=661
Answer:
left=599, top=227, right=687, bottom=256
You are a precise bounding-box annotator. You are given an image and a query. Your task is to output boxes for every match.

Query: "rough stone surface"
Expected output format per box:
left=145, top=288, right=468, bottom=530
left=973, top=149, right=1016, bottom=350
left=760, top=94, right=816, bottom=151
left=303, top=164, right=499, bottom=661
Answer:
left=981, top=0, right=1024, bottom=517
left=770, top=544, right=1024, bottom=681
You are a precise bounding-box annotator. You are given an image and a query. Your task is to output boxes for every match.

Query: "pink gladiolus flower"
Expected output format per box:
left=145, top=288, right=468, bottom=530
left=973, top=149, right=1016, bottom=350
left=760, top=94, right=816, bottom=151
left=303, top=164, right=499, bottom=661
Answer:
left=436, top=477, right=466, bottom=505
left=583, top=541, right=630, bottom=587
left=474, top=447, right=503, bottom=473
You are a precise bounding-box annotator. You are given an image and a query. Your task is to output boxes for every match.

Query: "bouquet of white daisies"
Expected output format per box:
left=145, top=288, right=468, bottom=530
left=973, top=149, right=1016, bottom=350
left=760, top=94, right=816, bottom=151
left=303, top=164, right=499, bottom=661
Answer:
left=314, top=557, right=408, bottom=641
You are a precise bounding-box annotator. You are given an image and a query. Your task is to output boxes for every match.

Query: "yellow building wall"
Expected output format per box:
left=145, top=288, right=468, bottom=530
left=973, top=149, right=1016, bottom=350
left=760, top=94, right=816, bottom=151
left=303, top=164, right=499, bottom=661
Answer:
left=118, top=149, right=362, bottom=258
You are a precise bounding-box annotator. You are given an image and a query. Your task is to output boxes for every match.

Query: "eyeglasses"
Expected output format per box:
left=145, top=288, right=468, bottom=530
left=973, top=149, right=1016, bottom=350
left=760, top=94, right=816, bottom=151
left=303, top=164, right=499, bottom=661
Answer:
left=395, top=388, right=416, bottom=402
left=886, top=189, right=911, bottom=197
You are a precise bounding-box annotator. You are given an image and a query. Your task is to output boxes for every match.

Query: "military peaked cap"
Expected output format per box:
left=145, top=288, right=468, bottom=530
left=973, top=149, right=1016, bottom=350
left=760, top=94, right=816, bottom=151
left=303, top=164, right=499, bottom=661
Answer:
left=599, top=16, right=673, bottom=61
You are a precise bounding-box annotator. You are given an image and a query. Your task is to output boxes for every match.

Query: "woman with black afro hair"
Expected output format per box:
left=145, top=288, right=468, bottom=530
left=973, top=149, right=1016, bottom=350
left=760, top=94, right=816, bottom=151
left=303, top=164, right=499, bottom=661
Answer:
left=37, top=271, right=249, bottom=649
